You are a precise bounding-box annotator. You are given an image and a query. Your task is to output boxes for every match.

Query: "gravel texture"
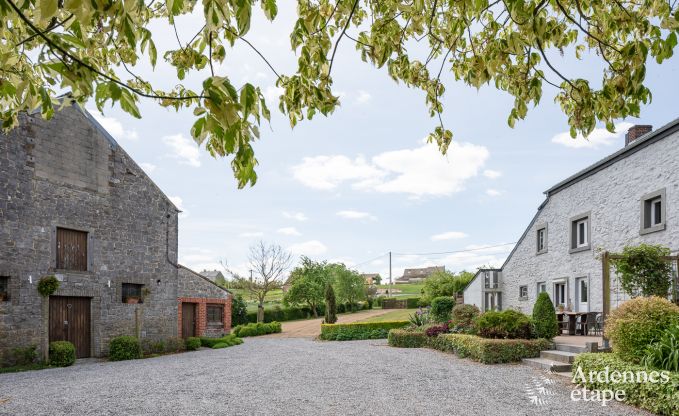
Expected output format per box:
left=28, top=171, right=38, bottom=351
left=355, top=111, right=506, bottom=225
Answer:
left=0, top=338, right=647, bottom=416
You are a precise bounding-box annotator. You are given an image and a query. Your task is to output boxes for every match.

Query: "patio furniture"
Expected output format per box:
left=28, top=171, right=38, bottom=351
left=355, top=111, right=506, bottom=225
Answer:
left=576, top=312, right=597, bottom=335
left=590, top=312, right=603, bottom=335
left=556, top=313, right=569, bottom=335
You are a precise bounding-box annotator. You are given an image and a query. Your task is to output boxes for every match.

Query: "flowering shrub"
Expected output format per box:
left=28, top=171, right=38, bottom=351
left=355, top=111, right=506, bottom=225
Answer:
left=425, top=323, right=449, bottom=337
left=408, top=307, right=430, bottom=327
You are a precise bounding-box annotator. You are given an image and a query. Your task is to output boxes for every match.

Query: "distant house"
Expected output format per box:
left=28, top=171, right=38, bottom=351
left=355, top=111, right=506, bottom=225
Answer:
left=361, top=273, right=382, bottom=285
left=395, top=266, right=445, bottom=284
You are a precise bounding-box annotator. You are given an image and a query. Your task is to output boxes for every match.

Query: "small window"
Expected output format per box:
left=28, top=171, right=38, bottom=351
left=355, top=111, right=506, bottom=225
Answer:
left=579, top=279, right=588, bottom=303
left=519, top=285, right=528, bottom=300
left=570, top=213, right=591, bottom=253
left=537, top=282, right=547, bottom=294
left=554, top=282, right=567, bottom=307
left=207, top=304, right=224, bottom=324
left=0, top=276, right=9, bottom=301
left=484, top=271, right=498, bottom=289
left=641, top=189, right=666, bottom=235
left=536, top=226, right=547, bottom=254
left=122, top=283, right=144, bottom=304
left=56, top=227, right=88, bottom=271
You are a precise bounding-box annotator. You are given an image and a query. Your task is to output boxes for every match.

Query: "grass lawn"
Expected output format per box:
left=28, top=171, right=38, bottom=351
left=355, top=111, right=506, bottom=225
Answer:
left=357, top=308, right=418, bottom=323
left=376, top=283, right=424, bottom=297
left=0, top=363, right=51, bottom=374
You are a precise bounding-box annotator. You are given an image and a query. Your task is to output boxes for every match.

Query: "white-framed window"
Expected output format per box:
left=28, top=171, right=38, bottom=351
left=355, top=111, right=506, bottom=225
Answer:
left=554, top=282, right=567, bottom=307
left=519, top=285, right=528, bottom=300
left=484, top=271, right=499, bottom=289
left=570, top=213, right=591, bottom=253
left=537, top=282, right=547, bottom=294
left=536, top=225, right=547, bottom=254
left=641, top=189, right=666, bottom=235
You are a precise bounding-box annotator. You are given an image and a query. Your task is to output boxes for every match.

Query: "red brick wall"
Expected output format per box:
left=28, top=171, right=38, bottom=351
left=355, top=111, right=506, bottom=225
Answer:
left=177, top=296, right=232, bottom=338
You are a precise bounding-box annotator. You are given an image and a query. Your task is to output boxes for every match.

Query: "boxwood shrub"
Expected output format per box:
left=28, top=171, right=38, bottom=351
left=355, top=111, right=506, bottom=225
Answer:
left=573, top=353, right=679, bottom=415
left=109, top=336, right=142, bottom=361
left=200, top=335, right=243, bottom=348
left=232, top=322, right=282, bottom=337
left=49, top=341, right=76, bottom=367
left=431, top=334, right=550, bottom=364
left=476, top=309, right=534, bottom=339
left=388, top=329, right=428, bottom=348
left=430, top=297, right=455, bottom=322
left=320, top=321, right=409, bottom=341
left=185, top=337, right=201, bottom=351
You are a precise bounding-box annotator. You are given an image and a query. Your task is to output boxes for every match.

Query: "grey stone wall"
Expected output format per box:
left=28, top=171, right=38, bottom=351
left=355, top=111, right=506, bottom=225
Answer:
left=177, top=266, right=230, bottom=300
left=0, top=103, right=181, bottom=360
left=502, top=127, right=679, bottom=314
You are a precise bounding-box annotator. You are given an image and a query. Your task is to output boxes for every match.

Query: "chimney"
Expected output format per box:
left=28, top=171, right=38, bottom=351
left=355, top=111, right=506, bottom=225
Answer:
left=625, top=125, right=652, bottom=146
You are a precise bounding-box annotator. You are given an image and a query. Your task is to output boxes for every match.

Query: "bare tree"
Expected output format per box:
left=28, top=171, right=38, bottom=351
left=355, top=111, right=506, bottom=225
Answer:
left=224, top=241, right=293, bottom=323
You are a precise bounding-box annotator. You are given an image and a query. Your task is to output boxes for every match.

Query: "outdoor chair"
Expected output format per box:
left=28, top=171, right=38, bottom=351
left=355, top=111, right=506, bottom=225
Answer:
left=590, top=313, right=603, bottom=336
left=556, top=313, right=569, bottom=334
left=576, top=312, right=597, bottom=335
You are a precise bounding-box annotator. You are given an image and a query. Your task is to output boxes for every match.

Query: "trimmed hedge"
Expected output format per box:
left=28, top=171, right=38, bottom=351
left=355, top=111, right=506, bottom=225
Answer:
left=388, top=329, right=428, bottom=348
left=320, top=321, right=409, bottom=341
left=49, top=341, right=76, bottom=367
left=185, top=337, right=201, bottom=351
left=200, top=335, right=243, bottom=348
left=476, top=309, right=533, bottom=339
left=431, top=334, right=550, bottom=364
left=233, top=321, right=282, bottom=337
left=109, top=336, right=142, bottom=361
left=573, top=353, right=679, bottom=415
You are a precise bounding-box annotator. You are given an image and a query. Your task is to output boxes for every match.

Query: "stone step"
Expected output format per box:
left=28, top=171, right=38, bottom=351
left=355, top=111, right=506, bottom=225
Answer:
left=554, top=343, right=588, bottom=354
left=540, top=350, right=578, bottom=363
left=522, top=357, right=572, bottom=372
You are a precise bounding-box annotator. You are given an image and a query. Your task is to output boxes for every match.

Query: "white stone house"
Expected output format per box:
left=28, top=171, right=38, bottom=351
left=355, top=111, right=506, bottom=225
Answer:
left=466, top=120, right=679, bottom=315
left=461, top=269, right=502, bottom=311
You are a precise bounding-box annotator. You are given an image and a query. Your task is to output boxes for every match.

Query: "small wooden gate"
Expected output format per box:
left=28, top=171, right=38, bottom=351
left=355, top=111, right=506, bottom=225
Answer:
left=49, top=296, right=91, bottom=358
left=181, top=303, right=196, bottom=338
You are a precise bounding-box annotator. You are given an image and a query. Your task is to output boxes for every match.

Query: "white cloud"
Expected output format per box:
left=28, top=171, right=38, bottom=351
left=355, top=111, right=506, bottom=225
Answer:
left=551, top=122, right=634, bottom=149
left=89, top=110, right=139, bottom=141
left=169, top=196, right=189, bottom=218
left=336, top=210, right=377, bottom=221
left=485, top=189, right=503, bottom=197
left=283, top=211, right=308, bottom=222
left=288, top=240, right=328, bottom=256
left=162, top=134, right=201, bottom=167
left=239, top=231, right=264, bottom=238
left=292, top=140, right=489, bottom=197
left=264, top=85, right=284, bottom=104
left=431, top=231, right=468, bottom=241
left=356, top=90, right=371, bottom=104
left=292, top=155, right=385, bottom=190
left=483, top=169, right=502, bottom=179
left=139, top=162, right=157, bottom=173
left=277, top=227, right=301, bottom=236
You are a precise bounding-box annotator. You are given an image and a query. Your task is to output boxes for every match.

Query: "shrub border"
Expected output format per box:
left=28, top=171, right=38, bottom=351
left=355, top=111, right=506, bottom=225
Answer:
left=320, top=321, right=409, bottom=341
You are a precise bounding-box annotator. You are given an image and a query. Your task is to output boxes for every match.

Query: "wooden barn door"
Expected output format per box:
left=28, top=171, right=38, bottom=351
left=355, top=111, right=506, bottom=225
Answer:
left=49, top=296, right=91, bottom=358
left=182, top=303, right=196, bottom=338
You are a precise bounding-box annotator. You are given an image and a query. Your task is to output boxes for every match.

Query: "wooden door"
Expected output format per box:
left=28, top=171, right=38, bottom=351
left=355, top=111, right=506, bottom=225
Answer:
left=182, top=303, right=196, bottom=338
left=49, top=296, right=91, bottom=358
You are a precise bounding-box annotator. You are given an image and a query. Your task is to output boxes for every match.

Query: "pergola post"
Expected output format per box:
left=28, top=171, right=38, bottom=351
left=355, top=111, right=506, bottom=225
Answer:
left=601, top=251, right=610, bottom=349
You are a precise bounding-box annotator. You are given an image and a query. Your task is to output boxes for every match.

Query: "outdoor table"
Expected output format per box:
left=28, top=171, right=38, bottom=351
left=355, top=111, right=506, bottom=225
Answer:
left=557, top=312, right=587, bottom=335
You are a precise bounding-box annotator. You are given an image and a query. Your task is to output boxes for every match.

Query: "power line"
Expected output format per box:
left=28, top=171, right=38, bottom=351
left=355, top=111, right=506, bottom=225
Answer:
left=352, top=252, right=388, bottom=268
left=392, top=242, right=517, bottom=257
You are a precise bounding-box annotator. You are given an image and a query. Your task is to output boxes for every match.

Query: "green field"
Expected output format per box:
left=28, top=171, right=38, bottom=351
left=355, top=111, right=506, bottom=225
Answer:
left=357, top=308, right=418, bottom=323
left=376, top=283, right=425, bottom=297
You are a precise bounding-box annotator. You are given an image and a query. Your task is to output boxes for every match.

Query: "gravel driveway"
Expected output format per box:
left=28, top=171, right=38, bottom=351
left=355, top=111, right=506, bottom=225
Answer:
left=0, top=338, right=646, bottom=416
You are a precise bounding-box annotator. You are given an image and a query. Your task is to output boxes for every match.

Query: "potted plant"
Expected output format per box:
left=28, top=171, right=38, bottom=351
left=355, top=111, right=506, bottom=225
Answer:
left=557, top=304, right=565, bottom=312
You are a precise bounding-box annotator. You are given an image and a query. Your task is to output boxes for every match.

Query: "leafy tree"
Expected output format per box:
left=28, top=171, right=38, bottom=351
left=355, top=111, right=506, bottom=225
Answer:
left=214, top=274, right=227, bottom=288
left=612, top=244, right=674, bottom=298
left=230, top=294, right=249, bottom=326
left=373, top=275, right=382, bottom=285
left=532, top=292, right=559, bottom=339
left=324, top=283, right=338, bottom=324
left=3, top=1, right=677, bottom=185
left=430, top=296, right=455, bottom=322
left=364, top=285, right=377, bottom=309
left=422, top=270, right=474, bottom=302
left=329, top=263, right=365, bottom=311
left=225, top=241, right=292, bottom=322
left=283, top=256, right=329, bottom=318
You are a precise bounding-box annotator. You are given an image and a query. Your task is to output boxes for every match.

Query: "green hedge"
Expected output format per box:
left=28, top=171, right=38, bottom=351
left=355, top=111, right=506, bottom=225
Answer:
left=431, top=334, right=550, bottom=364
left=109, top=336, right=142, bottom=361
left=573, top=353, right=679, bottom=415
left=388, top=329, right=428, bottom=348
left=185, top=337, right=201, bottom=351
left=49, top=341, right=76, bottom=367
left=320, top=321, right=409, bottom=341
left=200, top=334, right=243, bottom=348
left=233, top=321, right=282, bottom=337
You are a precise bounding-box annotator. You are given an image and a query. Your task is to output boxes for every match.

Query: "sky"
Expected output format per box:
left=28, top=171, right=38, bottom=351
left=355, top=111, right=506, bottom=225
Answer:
left=85, top=4, right=679, bottom=281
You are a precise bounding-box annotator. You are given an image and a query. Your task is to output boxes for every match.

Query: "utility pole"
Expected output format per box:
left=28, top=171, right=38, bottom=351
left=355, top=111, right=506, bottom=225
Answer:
left=389, top=251, right=392, bottom=298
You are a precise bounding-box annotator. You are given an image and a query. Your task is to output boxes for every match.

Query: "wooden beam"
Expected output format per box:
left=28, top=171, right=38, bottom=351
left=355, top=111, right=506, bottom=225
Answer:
left=601, top=251, right=610, bottom=348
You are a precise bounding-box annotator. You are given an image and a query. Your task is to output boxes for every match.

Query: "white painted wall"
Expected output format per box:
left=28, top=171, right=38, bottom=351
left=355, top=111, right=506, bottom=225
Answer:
left=502, top=126, right=679, bottom=314
left=463, top=272, right=483, bottom=309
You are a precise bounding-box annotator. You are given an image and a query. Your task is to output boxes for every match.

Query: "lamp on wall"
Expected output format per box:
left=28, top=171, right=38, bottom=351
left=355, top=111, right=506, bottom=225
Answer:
left=28, top=275, right=33, bottom=284
left=157, top=279, right=161, bottom=286
left=107, top=280, right=111, bottom=288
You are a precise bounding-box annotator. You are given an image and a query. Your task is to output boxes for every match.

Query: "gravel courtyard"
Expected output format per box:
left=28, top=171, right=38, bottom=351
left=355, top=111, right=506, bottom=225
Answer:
left=0, top=338, right=646, bottom=416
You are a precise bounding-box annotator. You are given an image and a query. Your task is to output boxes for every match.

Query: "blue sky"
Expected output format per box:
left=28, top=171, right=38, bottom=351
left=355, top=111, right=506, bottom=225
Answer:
left=86, top=5, right=679, bottom=280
